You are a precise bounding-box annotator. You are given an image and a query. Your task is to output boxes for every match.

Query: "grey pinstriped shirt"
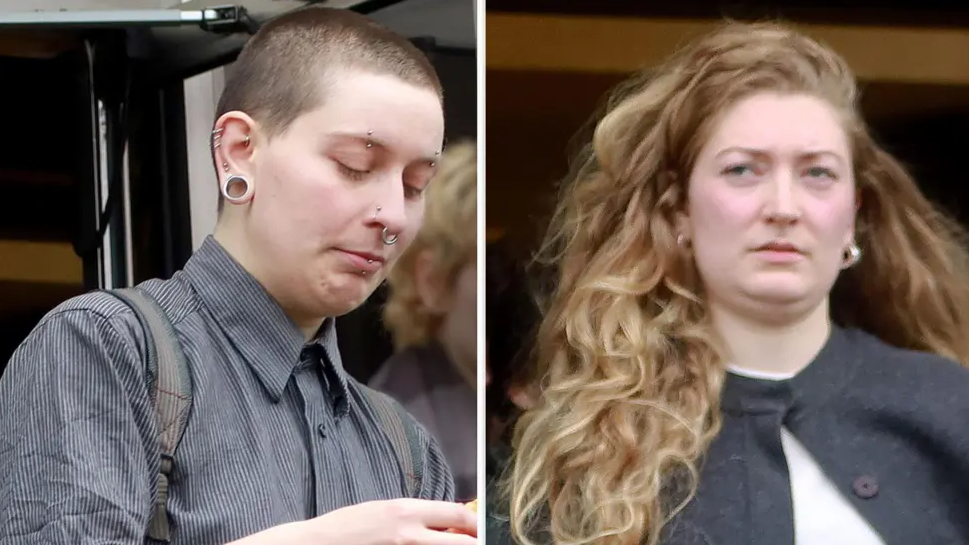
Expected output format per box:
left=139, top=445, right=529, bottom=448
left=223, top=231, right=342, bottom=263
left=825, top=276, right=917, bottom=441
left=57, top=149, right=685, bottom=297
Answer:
left=0, top=237, right=455, bottom=545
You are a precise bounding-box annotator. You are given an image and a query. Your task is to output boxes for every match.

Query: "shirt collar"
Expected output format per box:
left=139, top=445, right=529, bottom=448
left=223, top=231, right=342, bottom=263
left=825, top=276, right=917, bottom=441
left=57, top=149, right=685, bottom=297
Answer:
left=181, top=236, right=350, bottom=404
left=721, top=324, right=863, bottom=416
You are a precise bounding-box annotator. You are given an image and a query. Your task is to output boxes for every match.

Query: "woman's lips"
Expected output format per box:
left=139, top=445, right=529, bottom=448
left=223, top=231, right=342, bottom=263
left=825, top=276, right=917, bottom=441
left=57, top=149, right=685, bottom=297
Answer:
left=337, top=249, right=385, bottom=273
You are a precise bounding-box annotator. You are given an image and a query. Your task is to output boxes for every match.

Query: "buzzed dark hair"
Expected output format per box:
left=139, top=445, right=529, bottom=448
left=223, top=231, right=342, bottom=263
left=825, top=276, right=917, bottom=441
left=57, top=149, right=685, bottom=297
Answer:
left=213, top=7, right=443, bottom=210
left=217, top=6, right=442, bottom=136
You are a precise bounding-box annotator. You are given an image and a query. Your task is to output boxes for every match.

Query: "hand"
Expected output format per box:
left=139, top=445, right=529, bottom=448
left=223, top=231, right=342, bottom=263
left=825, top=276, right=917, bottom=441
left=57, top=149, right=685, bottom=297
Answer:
left=306, top=499, right=478, bottom=544
left=230, top=499, right=478, bottom=545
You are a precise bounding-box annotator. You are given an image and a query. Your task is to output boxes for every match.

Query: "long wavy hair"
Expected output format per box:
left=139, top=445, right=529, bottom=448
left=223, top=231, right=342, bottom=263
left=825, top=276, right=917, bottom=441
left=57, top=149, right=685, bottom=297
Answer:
left=505, top=21, right=969, bottom=545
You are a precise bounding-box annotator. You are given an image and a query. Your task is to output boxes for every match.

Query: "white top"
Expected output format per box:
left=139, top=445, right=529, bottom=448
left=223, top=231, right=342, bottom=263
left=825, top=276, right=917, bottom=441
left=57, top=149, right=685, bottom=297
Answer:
left=728, top=365, right=886, bottom=545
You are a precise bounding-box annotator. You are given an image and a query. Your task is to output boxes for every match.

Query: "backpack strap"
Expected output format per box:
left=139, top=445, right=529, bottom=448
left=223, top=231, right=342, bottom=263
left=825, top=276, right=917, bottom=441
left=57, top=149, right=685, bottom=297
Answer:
left=359, top=386, right=424, bottom=497
left=107, top=287, right=193, bottom=543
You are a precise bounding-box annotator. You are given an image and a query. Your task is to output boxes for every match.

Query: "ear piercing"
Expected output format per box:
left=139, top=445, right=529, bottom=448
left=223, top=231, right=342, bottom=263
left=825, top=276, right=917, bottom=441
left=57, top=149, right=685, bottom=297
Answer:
left=221, top=173, right=252, bottom=204
left=842, top=242, right=862, bottom=268
left=211, top=127, right=249, bottom=149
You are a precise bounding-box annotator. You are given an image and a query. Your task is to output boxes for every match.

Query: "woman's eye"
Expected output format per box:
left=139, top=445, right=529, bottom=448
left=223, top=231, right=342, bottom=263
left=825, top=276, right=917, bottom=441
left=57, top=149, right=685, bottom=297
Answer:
left=404, top=185, right=425, bottom=199
left=805, top=166, right=837, bottom=180
left=337, top=163, right=370, bottom=181
left=722, top=164, right=753, bottom=177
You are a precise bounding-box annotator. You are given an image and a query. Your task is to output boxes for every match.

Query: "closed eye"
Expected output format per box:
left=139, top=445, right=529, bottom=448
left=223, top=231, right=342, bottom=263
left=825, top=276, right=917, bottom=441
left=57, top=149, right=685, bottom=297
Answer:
left=404, top=185, right=425, bottom=199
left=337, top=163, right=370, bottom=181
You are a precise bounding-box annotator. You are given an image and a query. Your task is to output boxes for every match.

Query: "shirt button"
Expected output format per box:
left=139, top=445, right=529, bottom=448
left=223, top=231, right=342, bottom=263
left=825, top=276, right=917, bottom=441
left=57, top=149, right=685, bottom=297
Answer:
left=852, top=475, right=878, bottom=499
left=317, top=423, right=327, bottom=438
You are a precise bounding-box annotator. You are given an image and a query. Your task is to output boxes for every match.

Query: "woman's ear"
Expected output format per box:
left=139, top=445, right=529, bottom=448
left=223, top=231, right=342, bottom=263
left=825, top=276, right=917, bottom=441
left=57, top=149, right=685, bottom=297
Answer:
left=675, top=212, right=692, bottom=242
left=212, top=111, right=260, bottom=181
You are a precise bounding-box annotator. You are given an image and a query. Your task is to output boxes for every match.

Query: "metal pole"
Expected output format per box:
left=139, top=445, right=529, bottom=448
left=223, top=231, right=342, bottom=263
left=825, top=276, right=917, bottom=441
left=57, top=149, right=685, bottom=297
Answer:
left=0, top=9, right=220, bottom=28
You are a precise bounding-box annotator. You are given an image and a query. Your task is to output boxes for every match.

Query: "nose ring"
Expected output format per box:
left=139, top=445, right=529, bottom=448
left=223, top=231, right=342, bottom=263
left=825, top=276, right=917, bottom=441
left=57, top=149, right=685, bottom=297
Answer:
left=381, top=227, right=398, bottom=246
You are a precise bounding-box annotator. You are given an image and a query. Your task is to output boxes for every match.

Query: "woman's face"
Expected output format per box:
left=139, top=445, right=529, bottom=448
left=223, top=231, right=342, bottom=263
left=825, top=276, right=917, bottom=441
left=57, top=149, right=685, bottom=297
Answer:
left=237, top=71, right=445, bottom=322
left=681, top=92, right=857, bottom=321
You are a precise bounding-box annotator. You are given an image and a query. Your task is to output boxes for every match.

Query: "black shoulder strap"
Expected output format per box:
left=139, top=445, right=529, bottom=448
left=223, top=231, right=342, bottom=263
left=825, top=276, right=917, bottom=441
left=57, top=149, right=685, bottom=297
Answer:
left=107, top=288, right=193, bottom=543
left=359, top=386, right=424, bottom=497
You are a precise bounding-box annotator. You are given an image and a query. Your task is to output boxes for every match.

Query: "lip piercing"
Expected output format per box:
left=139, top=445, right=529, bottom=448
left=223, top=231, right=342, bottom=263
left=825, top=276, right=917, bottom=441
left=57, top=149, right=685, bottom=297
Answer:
left=366, top=130, right=373, bottom=148
left=373, top=206, right=381, bottom=220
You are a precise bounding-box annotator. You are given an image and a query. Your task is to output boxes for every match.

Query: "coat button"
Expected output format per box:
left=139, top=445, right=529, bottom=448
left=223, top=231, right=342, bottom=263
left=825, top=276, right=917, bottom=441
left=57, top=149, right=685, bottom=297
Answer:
left=852, top=475, right=878, bottom=499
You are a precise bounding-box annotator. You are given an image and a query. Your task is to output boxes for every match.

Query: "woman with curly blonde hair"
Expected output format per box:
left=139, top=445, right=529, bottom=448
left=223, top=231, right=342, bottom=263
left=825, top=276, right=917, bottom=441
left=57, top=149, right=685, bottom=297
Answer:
left=371, top=140, right=478, bottom=501
left=490, top=21, right=969, bottom=545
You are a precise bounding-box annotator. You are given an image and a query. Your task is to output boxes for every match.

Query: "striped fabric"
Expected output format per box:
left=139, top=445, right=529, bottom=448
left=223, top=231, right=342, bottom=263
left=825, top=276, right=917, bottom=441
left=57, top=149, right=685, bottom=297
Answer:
left=0, top=236, right=455, bottom=545
left=370, top=343, right=477, bottom=502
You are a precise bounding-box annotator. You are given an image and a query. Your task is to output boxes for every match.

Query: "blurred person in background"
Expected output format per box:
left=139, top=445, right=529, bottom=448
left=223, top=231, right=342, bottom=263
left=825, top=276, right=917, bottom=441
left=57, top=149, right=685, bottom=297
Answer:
left=0, top=7, right=477, bottom=545
left=371, top=140, right=478, bottom=501
left=484, top=241, right=539, bottom=484
left=492, top=21, right=969, bottom=545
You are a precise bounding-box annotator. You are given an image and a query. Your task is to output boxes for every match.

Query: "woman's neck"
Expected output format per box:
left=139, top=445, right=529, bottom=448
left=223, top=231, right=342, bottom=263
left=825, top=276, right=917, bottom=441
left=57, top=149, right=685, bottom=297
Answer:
left=712, top=299, right=831, bottom=375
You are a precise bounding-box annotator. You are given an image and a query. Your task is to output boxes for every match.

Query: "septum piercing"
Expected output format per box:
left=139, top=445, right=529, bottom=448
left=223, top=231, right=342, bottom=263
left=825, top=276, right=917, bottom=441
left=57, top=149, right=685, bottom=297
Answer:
left=381, top=227, right=399, bottom=245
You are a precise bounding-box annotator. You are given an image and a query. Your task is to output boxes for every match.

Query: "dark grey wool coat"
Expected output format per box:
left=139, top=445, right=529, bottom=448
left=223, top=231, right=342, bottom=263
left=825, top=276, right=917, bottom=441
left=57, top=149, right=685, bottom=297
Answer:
left=486, top=325, right=969, bottom=545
